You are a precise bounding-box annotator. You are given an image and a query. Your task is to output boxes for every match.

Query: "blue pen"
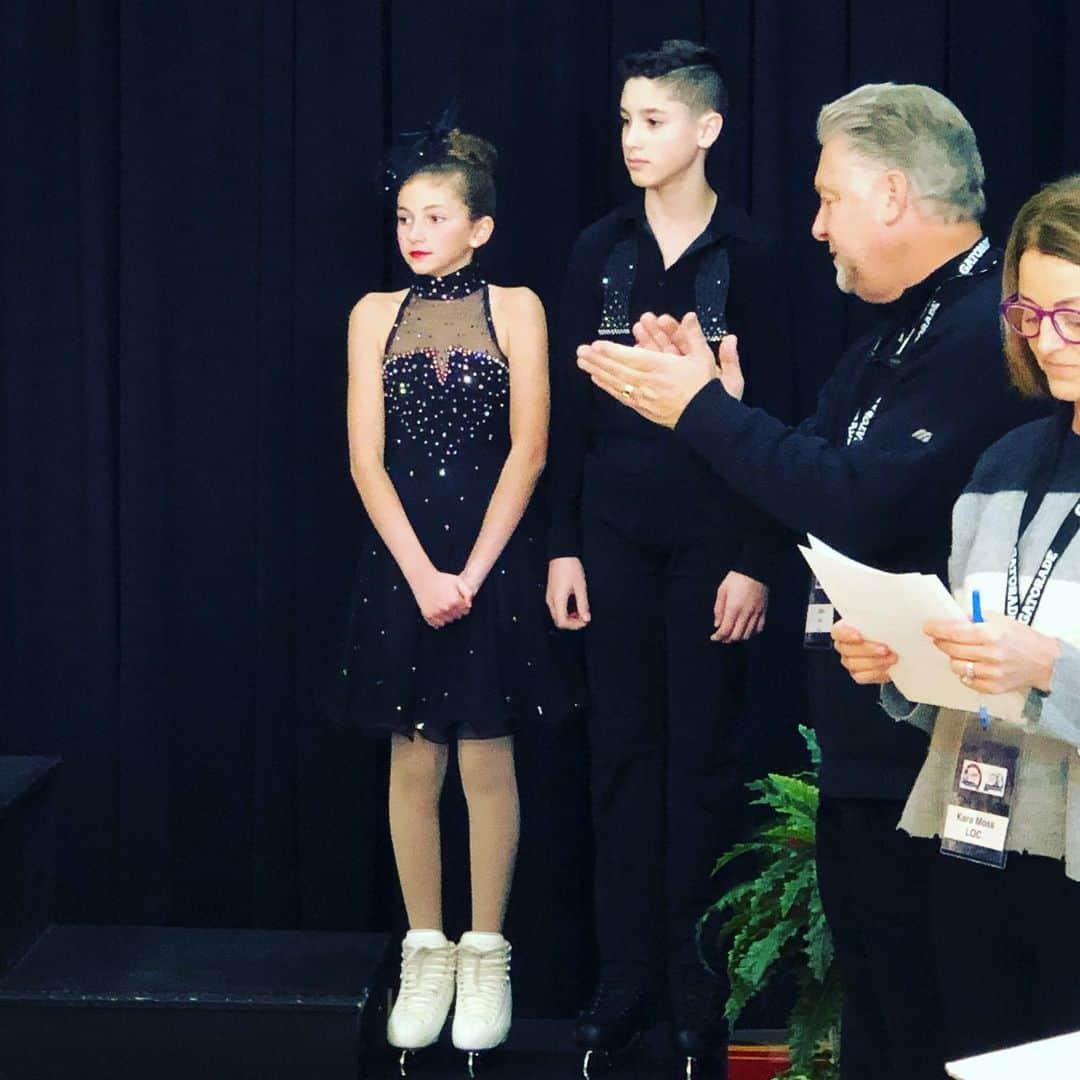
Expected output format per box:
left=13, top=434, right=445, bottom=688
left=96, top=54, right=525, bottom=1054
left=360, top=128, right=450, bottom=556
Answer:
left=972, top=589, right=990, bottom=730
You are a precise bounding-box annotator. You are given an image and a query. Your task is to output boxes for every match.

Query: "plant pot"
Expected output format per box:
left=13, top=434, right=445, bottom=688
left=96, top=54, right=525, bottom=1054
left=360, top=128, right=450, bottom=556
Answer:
left=729, top=1043, right=791, bottom=1080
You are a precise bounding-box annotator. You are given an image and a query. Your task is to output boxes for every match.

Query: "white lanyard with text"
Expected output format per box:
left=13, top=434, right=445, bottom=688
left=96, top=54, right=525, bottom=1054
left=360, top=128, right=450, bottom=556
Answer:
left=1005, top=430, right=1080, bottom=625
left=805, top=237, right=996, bottom=648
left=845, top=236, right=994, bottom=447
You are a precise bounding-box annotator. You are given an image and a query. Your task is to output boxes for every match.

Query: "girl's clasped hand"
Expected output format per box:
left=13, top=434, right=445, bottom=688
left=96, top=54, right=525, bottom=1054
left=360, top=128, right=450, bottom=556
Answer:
left=413, top=568, right=473, bottom=628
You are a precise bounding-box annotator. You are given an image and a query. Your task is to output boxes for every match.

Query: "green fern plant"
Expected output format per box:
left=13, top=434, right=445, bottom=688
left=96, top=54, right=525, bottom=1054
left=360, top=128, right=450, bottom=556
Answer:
left=702, top=725, right=841, bottom=1079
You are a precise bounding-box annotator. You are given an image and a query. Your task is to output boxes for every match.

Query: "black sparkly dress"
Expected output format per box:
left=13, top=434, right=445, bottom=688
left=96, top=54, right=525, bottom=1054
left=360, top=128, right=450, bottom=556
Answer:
left=331, top=263, right=575, bottom=741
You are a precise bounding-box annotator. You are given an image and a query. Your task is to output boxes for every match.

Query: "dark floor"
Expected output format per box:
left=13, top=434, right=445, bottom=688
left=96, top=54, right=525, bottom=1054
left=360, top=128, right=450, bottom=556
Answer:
left=367, top=1020, right=732, bottom=1079
left=0, top=1022, right=784, bottom=1080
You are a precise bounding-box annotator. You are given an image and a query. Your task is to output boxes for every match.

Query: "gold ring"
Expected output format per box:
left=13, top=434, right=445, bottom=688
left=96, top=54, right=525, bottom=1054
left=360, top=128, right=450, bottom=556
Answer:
left=962, top=660, right=975, bottom=684
left=622, top=383, right=635, bottom=398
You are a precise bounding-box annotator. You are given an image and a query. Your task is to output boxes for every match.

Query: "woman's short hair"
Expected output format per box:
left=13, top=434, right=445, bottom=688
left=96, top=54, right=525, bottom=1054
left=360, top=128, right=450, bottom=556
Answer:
left=817, top=83, right=985, bottom=225
left=1002, top=174, right=1080, bottom=397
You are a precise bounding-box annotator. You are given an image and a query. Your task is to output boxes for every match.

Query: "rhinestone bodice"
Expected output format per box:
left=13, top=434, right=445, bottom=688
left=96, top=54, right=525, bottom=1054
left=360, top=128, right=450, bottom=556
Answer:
left=384, top=290, right=509, bottom=471
left=381, top=269, right=510, bottom=555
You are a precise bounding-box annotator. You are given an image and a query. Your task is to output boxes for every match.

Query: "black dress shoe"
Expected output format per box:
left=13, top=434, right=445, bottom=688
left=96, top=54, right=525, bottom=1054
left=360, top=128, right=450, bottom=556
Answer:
left=669, top=963, right=728, bottom=1077
left=575, top=965, right=656, bottom=1057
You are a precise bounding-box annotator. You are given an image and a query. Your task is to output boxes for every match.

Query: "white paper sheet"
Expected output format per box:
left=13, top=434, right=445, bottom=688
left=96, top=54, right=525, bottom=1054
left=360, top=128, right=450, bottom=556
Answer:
left=946, top=1029, right=1080, bottom=1079
left=799, top=534, right=1026, bottom=723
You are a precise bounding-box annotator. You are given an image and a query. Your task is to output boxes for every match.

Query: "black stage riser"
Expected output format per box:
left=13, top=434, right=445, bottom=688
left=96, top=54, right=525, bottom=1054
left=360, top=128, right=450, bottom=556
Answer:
left=0, top=925, right=391, bottom=1080
left=0, top=1005, right=370, bottom=1079
left=0, top=758, right=60, bottom=976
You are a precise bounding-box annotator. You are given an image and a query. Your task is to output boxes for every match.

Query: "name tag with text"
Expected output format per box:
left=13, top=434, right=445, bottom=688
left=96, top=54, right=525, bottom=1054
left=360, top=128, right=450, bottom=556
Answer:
left=939, top=722, right=1018, bottom=870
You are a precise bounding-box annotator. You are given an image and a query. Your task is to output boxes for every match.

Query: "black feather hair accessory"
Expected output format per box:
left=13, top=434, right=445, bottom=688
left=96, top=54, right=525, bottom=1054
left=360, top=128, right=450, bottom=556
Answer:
left=382, top=103, right=460, bottom=192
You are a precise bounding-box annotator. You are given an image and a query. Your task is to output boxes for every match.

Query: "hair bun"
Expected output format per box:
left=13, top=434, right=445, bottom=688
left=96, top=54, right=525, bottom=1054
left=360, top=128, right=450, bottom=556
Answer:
left=445, top=129, right=498, bottom=177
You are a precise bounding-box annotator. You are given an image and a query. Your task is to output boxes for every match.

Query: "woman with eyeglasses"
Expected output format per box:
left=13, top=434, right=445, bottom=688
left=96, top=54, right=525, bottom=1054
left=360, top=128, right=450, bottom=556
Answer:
left=832, top=174, right=1080, bottom=1062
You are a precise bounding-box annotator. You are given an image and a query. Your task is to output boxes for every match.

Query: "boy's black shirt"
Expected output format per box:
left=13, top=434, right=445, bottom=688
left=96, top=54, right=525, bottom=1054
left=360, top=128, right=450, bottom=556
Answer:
left=547, top=194, right=797, bottom=582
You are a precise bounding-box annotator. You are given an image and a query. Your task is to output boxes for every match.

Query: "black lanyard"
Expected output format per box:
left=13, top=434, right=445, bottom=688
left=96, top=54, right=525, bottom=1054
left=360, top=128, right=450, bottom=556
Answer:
left=846, top=237, right=996, bottom=447
left=1006, top=416, right=1080, bottom=625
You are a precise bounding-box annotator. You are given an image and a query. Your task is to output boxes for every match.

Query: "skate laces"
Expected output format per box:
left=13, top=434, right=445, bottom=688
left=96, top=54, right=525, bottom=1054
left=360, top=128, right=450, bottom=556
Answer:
left=398, top=942, right=455, bottom=1015
left=456, top=942, right=511, bottom=1016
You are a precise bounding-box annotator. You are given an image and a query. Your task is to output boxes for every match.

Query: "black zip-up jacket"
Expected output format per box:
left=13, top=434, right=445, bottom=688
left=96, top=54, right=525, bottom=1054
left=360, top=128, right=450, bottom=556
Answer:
left=676, top=241, right=1048, bottom=798
left=547, top=196, right=796, bottom=582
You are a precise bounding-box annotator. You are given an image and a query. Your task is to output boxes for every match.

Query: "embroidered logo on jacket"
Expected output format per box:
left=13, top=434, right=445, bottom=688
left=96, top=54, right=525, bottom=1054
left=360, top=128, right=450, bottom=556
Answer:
left=911, top=429, right=934, bottom=444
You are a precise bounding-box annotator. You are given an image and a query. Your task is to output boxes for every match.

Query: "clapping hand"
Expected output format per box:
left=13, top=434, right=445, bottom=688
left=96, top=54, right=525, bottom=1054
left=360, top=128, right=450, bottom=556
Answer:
left=633, top=311, right=746, bottom=402
left=576, top=311, right=726, bottom=428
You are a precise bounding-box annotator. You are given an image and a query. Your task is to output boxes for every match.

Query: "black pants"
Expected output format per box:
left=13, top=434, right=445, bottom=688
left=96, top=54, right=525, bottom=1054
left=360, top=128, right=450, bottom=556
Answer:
left=934, top=851, right=1080, bottom=1061
left=816, top=796, right=946, bottom=1080
left=582, top=510, right=747, bottom=979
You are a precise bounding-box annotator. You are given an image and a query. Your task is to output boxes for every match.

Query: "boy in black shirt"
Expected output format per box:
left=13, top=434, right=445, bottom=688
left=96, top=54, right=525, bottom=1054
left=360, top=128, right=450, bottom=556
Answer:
left=545, top=39, right=794, bottom=1073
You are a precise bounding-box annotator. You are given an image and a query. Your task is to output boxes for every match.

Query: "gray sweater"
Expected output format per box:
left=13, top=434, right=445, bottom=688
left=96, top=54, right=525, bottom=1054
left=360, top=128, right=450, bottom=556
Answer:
left=882, top=412, right=1080, bottom=878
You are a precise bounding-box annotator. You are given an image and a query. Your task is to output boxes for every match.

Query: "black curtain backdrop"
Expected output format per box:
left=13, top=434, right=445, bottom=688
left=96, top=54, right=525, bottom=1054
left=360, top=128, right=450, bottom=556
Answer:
left=3, top=0, right=1078, bottom=1017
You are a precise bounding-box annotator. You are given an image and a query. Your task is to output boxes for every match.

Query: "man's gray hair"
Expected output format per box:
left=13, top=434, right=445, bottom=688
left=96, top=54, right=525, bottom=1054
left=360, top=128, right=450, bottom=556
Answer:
left=817, top=83, right=986, bottom=223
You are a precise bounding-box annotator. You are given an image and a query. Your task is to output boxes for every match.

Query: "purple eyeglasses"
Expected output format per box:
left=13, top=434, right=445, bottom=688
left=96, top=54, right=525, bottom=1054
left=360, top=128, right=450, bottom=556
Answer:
left=1000, top=294, right=1080, bottom=344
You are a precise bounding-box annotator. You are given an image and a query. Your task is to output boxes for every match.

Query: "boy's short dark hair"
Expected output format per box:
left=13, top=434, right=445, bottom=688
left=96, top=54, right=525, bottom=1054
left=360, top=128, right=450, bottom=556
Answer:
left=618, top=39, right=729, bottom=116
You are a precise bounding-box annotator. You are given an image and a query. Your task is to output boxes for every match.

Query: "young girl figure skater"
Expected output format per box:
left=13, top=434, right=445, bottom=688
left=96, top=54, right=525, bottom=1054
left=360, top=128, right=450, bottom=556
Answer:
left=333, top=127, right=564, bottom=1073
